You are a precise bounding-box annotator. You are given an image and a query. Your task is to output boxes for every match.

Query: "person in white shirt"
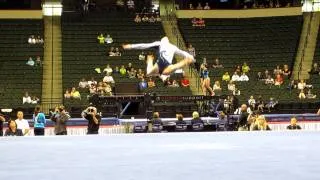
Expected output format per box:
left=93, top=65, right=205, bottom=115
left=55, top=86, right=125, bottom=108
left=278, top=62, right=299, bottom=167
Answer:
left=31, top=96, right=39, bottom=104
left=88, top=77, right=97, bottom=87
left=103, top=64, right=113, bottom=75
left=139, top=51, right=146, bottom=61
left=105, top=34, right=113, bottom=44
left=203, top=2, right=211, bottom=9
left=297, top=80, right=306, bottom=90
left=79, top=78, right=88, bottom=89
left=103, top=73, right=115, bottom=84
left=231, top=72, right=240, bottom=82
left=28, top=35, right=36, bottom=44
left=23, top=92, right=32, bottom=104
left=26, top=57, right=35, bottom=66
left=239, top=72, right=249, bottom=81
left=123, top=36, right=195, bottom=77
left=248, top=96, right=256, bottom=110
left=15, top=111, right=30, bottom=136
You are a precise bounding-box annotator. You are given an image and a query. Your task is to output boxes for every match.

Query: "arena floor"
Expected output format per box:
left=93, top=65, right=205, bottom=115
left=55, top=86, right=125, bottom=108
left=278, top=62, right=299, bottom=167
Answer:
left=1, top=131, right=319, bottom=180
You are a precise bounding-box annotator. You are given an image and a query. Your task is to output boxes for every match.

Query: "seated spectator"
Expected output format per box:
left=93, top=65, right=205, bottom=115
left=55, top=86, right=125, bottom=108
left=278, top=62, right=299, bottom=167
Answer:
left=212, top=58, right=223, bottom=68
left=265, top=75, right=274, bottom=85
left=264, top=69, right=270, bottom=79
left=283, top=64, right=291, bottom=76
left=191, top=111, right=204, bottom=131
left=189, top=3, right=194, bottom=9
left=23, top=92, right=32, bottom=104
left=204, top=2, right=211, bottom=9
left=104, top=83, right=113, bottom=96
left=142, top=15, right=149, bottom=22
left=191, top=17, right=197, bottom=26
left=26, top=57, right=35, bottom=66
left=103, top=73, right=115, bottom=84
left=248, top=96, right=256, bottom=110
left=139, top=51, right=146, bottom=61
left=257, top=72, right=264, bottom=81
left=242, top=62, right=250, bottom=73
left=88, top=77, right=97, bottom=87
left=252, top=115, right=271, bottom=131
left=175, top=114, right=187, bottom=131
left=97, top=82, right=104, bottom=93
left=306, top=89, right=317, bottom=99
left=309, top=63, right=320, bottom=75
left=213, top=81, right=222, bottom=91
left=149, top=15, right=156, bottom=23
left=231, top=72, right=240, bottom=82
left=108, top=47, right=116, bottom=56
left=97, top=33, right=105, bottom=44
left=197, top=18, right=205, bottom=28
left=274, top=74, right=283, bottom=86
left=148, top=77, right=156, bottom=88
left=274, top=65, right=283, bottom=75
left=105, top=34, right=113, bottom=44
left=114, top=48, right=121, bottom=56
left=256, top=95, right=264, bottom=112
left=37, top=36, right=44, bottom=44
left=79, top=78, right=88, bottom=89
left=232, top=88, right=241, bottom=96
left=114, top=66, right=119, bottom=74
left=128, top=68, right=137, bottom=79
left=126, top=63, right=133, bottom=72
left=265, top=97, right=277, bottom=112
left=127, top=0, right=135, bottom=10
left=181, top=74, right=190, bottom=87
left=28, top=35, right=36, bottom=44
left=287, top=117, right=302, bottom=130
left=31, top=96, right=40, bottom=104
left=134, top=14, right=141, bottom=23
left=35, top=56, right=42, bottom=67
left=156, top=15, right=161, bottom=22
left=150, top=112, right=163, bottom=132
left=71, top=87, right=81, bottom=99
left=120, top=65, right=127, bottom=76
left=234, top=104, right=252, bottom=115
left=235, top=65, right=241, bottom=74
left=169, top=80, right=180, bottom=87
left=5, top=120, right=23, bottom=136
left=139, top=78, right=148, bottom=91
left=222, top=72, right=230, bottom=82
left=64, top=89, right=71, bottom=99
left=196, top=2, right=203, bottom=9
left=239, top=72, right=249, bottom=81
left=187, top=44, right=196, bottom=58
left=89, top=84, right=97, bottom=94
left=297, top=80, right=306, bottom=90
left=228, top=81, right=236, bottom=92
left=103, top=64, right=113, bottom=75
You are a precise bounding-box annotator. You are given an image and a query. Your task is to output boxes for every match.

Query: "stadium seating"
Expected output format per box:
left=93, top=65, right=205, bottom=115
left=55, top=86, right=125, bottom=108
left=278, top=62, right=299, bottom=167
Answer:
left=178, top=16, right=305, bottom=105
left=0, top=19, right=43, bottom=108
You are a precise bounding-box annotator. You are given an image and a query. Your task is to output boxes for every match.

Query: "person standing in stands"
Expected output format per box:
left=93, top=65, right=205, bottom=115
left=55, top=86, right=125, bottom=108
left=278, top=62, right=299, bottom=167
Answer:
left=51, top=106, right=70, bottom=135
left=15, top=111, right=30, bottom=136
left=287, top=117, right=302, bottom=130
left=33, top=106, right=46, bottom=136
left=82, top=106, right=101, bottom=134
left=0, top=114, right=5, bottom=136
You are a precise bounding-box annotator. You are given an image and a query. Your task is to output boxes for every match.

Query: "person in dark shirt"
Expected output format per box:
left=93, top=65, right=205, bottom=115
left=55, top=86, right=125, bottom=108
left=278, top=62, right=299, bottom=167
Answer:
left=5, top=120, right=23, bottom=136
left=287, top=117, right=302, bottom=130
left=175, top=114, right=187, bottom=131
left=0, top=114, right=5, bottom=136
left=82, top=106, right=101, bottom=134
left=252, top=115, right=271, bottom=131
left=237, top=104, right=250, bottom=131
left=150, top=112, right=163, bottom=132
left=191, top=111, right=204, bottom=131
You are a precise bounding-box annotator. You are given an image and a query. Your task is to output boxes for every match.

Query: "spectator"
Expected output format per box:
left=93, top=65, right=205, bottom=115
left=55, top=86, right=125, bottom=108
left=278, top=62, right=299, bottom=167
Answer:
left=0, top=114, right=5, bottom=136
left=265, top=97, right=277, bottom=112
left=35, top=56, right=42, bottom=67
left=89, top=84, right=97, bottom=94
left=156, top=15, right=161, bottom=22
left=139, top=51, right=146, bottom=61
left=134, top=14, right=141, bottom=23
left=306, top=89, right=316, bottom=99
left=88, top=77, right=97, bottom=87
left=265, top=75, right=274, bottom=85
left=228, top=81, right=236, bottom=92
left=150, top=112, right=163, bottom=132
left=191, top=17, right=197, bottom=26
left=37, top=36, right=44, bottom=44
left=128, top=67, right=137, bottom=78
left=51, top=106, right=70, bottom=135
left=222, top=72, right=230, bottom=82
left=126, top=63, right=133, bottom=72
left=114, top=47, right=122, bottom=56
left=256, top=95, right=264, bottom=112
left=196, top=2, right=203, bottom=9
left=235, top=65, right=241, bottom=74
left=104, top=83, right=113, bottom=96
left=252, top=115, right=271, bottom=131
left=79, top=78, right=88, bottom=89
left=26, top=57, right=35, bottom=66
left=248, top=96, right=256, bottom=110
left=212, top=58, right=223, bottom=69
left=287, top=117, right=302, bottom=130
left=127, top=0, right=135, bottom=10
left=120, top=65, right=127, bottom=76
left=264, top=69, right=270, bottom=79
left=33, top=106, right=46, bottom=136
left=136, top=69, right=145, bottom=79
left=274, top=74, right=283, bottom=87
left=231, top=72, right=240, bottom=82
left=197, top=18, right=205, bottom=28
left=15, top=111, right=30, bottom=136
left=114, top=66, right=119, bottom=74
left=242, top=62, right=250, bottom=73
left=139, top=78, right=147, bottom=91
left=287, top=80, right=296, bottom=91
left=297, top=80, right=306, bottom=90
left=189, top=3, right=194, bottom=9
left=116, top=0, right=125, bottom=9
left=274, top=65, right=283, bottom=75
left=105, top=34, right=113, bottom=44
left=181, top=74, right=190, bottom=87
left=5, top=120, right=23, bottom=136
left=28, top=35, right=36, bottom=44
left=283, top=64, right=291, bottom=76
left=142, top=15, right=149, bottom=22
left=236, top=104, right=250, bottom=131
left=213, top=81, right=222, bottom=91
left=187, top=44, right=196, bottom=58
left=31, top=96, right=40, bottom=104
left=204, top=2, right=211, bottom=9
left=64, top=89, right=71, bottom=99
left=239, top=72, right=249, bottom=81
left=109, top=47, right=115, bottom=56
left=23, top=92, right=32, bottom=104
left=148, top=77, right=156, bottom=88
left=232, top=88, right=241, bottom=96
left=169, top=80, right=180, bottom=87
left=149, top=15, right=156, bottom=23
left=175, top=114, right=187, bottom=131
left=71, top=87, right=81, bottom=99
left=103, top=64, right=113, bottom=75
left=309, top=63, right=320, bottom=75
left=191, top=111, right=204, bottom=131
left=256, top=72, right=264, bottom=81
left=103, top=73, right=115, bottom=84
left=97, top=33, right=105, bottom=44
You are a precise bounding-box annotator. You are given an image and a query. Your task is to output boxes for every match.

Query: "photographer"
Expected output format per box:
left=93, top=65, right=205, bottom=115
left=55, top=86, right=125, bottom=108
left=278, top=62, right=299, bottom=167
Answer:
left=51, top=105, right=70, bottom=135
left=82, top=106, right=101, bottom=135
